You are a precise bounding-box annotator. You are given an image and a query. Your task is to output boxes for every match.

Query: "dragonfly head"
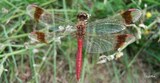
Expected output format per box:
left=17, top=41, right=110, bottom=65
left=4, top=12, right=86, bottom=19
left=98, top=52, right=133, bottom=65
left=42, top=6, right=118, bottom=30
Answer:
left=77, top=12, right=88, bottom=21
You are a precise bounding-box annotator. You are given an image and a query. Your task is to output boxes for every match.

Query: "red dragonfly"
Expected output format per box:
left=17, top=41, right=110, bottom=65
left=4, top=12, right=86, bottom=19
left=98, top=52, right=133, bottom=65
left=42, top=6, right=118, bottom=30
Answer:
left=26, top=4, right=142, bottom=81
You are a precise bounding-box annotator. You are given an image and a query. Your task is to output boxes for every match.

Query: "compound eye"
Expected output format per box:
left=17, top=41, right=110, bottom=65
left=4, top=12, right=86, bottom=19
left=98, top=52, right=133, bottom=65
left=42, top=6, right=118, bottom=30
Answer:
left=77, top=12, right=88, bottom=21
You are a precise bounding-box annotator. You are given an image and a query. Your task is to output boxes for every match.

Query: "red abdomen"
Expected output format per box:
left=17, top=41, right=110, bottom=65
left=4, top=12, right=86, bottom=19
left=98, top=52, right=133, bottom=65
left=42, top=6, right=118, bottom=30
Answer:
left=76, top=38, right=83, bottom=80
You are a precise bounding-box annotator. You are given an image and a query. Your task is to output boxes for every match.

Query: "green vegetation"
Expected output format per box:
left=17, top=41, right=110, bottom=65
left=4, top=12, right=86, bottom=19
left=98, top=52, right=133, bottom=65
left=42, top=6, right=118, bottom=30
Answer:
left=0, top=0, right=160, bottom=83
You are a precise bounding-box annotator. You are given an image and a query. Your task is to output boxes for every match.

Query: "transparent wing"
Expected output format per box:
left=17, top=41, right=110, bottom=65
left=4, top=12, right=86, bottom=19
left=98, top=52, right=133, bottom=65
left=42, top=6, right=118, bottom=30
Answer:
left=84, top=9, right=142, bottom=53
left=86, top=16, right=122, bottom=35
left=26, top=4, right=53, bottom=25
left=84, top=34, right=117, bottom=53
left=87, top=13, right=126, bottom=34
left=86, top=9, right=142, bottom=35
left=87, top=21, right=126, bottom=34
left=129, top=9, right=142, bottom=23
left=84, top=33, right=135, bottom=53
left=26, top=4, right=67, bottom=25
left=26, top=4, right=76, bottom=32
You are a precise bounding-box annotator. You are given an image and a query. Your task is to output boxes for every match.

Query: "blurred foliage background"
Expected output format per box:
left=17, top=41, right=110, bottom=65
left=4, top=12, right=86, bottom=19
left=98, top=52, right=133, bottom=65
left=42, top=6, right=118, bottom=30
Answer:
left=0, top=0, right=160, bottom=83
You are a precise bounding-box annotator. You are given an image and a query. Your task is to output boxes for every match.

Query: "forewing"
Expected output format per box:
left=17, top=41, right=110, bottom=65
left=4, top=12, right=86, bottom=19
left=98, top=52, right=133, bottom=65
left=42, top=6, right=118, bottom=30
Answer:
left=86, top=9, right=142, bottom=34
left=121, top=9, right=142, bottom=24
left=130, top=9, right=142, bottom=23
left=26, top=4, right=76, bottom=33
left=87, top=19, right=126, bottom=35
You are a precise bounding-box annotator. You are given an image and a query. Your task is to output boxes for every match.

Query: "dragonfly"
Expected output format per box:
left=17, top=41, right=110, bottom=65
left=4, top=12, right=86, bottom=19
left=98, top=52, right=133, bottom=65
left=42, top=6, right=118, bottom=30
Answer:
left=26, top=4, right=142, bottom=81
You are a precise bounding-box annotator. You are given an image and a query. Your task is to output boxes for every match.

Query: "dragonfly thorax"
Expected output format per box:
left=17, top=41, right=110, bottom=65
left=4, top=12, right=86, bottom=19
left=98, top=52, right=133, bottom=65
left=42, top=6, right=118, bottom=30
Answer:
left=76, top=21, right=86, bottom=39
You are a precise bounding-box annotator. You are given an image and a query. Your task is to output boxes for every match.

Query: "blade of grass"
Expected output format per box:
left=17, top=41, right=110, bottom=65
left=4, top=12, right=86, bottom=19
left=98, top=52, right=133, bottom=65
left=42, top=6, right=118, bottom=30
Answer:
left=81, top=55, right=88, bottom=83
left=2, top=24, right=18, bottom=70
left=52, top=41, right=57, bottom=83
left=29, top=49, right=39, bottom=83
left=38, top=44, right=54, bottom=73
left=0, top=33, right=29, bottom=41
left=41, top=0, right=56, bottom=7
left=63, top=0, right=69, bottom=21
left=0, top=63, right=4, bottom=78
left=112, top=61, right=120, bottom=83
